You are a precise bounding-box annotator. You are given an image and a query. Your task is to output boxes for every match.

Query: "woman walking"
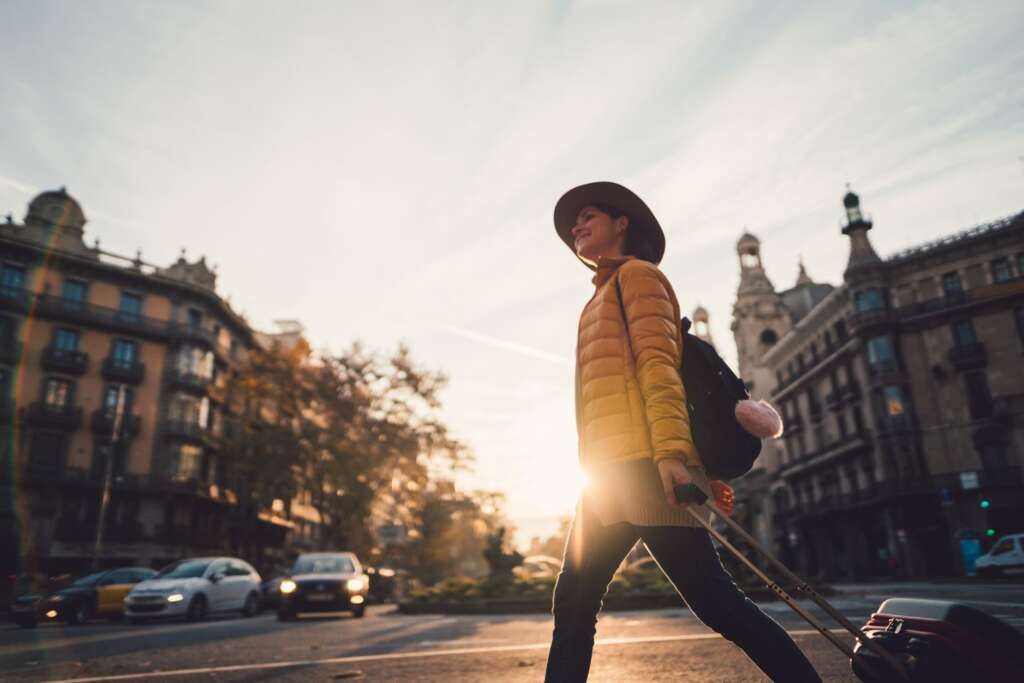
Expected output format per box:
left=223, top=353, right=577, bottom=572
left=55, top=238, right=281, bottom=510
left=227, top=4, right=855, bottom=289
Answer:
left=543, top=182, right=821, bottom=682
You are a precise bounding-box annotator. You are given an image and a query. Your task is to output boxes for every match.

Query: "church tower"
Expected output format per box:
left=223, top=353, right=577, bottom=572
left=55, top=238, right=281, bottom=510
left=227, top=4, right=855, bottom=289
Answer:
left=731, top=231, right=793, bottom=394
left=691, top=305, right=715, bottom=349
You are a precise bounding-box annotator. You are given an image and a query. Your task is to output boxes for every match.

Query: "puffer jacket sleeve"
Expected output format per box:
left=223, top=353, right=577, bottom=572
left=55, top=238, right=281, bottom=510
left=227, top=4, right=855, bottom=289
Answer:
left=618, top=261, right=699, bottom=467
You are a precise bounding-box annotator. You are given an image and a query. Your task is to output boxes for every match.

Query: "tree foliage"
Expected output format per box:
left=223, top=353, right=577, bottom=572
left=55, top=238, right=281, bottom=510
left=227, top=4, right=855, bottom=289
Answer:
left=224, top=339, right=500, bottom=578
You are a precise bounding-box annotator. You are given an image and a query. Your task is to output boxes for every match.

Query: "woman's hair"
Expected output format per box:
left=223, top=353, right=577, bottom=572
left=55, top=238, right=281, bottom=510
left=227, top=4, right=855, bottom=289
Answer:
left=590, top=203, right=658, bottom=264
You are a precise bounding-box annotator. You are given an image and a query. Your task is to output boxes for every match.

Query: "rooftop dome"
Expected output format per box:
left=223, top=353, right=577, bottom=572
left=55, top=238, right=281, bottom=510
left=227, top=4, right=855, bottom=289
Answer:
left=737, top=231, right=759, bottom=247
left=26, top=187, right=87, bottom=231
left=843, top=188, right=860, bottom=209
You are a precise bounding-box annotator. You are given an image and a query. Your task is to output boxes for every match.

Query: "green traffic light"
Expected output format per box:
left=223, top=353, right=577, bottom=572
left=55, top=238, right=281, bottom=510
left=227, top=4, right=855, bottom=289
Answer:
left=986, top=528, right=996, bottom=536
left=979, top=500, right=991, bottom=509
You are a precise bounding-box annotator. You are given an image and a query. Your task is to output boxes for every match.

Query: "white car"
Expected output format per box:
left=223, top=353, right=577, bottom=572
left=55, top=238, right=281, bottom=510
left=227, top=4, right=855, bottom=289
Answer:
left=975, top=534, right=1024, bottom=577
left=124, top=557, right=262, bottom=622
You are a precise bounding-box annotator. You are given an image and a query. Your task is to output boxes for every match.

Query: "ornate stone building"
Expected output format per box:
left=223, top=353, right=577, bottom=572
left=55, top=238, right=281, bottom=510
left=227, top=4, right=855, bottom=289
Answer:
left=736, top=188, right=1024, bottom=579
left=730, top=232, right=834, bottom=550
left=0, top=189, right=290, bottom=576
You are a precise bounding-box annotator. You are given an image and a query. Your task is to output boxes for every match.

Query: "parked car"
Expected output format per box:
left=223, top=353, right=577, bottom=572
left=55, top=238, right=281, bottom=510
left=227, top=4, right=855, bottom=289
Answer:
left=124, top=557, right=261, bottom=622
left=277, top=552, right=368, bottom=620
left=11, top=567, right=155, bottom=628
left=975, top=533, right=1024, bottom=577
left=259, top=575, right=285, bottom=610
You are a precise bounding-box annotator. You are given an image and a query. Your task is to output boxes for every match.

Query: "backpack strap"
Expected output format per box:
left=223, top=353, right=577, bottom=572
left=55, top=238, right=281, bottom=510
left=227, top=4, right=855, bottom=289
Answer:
left=613, top=273, right=634, bottom=358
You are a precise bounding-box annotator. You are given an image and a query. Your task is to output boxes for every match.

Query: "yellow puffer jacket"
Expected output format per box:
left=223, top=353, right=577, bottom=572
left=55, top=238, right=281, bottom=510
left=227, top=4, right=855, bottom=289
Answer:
left=575, top=255, right=699, bottom=470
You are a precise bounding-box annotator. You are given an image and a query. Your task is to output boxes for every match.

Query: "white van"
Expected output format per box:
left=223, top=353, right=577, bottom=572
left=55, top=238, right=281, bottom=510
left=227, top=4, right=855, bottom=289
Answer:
left=975, top=534, right=1024, bottom=577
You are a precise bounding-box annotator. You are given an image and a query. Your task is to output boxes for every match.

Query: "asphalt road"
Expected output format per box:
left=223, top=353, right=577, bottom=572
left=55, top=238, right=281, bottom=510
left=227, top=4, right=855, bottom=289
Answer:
left=2, top=582, right=1022, bottom=682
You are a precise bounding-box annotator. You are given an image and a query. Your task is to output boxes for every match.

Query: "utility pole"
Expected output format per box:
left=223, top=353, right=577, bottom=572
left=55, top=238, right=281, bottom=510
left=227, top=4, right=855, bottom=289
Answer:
left=92, top=385, right=126, bottom=570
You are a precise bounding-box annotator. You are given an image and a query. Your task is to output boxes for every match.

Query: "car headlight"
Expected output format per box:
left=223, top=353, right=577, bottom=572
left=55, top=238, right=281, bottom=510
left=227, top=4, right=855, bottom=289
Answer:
left=280, top=580, right=297, bottom=594
left=167, top=593, right=185, bottom=603
left=346, top=578, right=363, bottom=592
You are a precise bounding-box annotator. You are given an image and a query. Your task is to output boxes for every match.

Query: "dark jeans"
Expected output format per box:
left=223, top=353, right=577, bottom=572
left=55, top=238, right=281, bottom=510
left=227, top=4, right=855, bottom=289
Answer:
left=543, top=500, right=822, bottom=682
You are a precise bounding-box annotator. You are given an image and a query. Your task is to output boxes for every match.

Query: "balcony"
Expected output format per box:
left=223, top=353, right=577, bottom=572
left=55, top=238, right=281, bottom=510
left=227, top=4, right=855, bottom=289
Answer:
left=166, top=368, right=212, bottom=393
left=867, top=360, right=906, bottom=386
left=40, top=347, right=89, bottom=375
left=168, top=322, right=220, bottom=349
left=90, top=410, right=142, bottom=438
left=101, top=357, right=146, bottom=384
left=0, top=336, right=21, bottom=365
left=163, top=418, right=220, bottom=448
left=948, top=342, right=987, bottom=372
left=25, top=402, right=83, bottom=430
left=848, top=308, right=896, bottom=334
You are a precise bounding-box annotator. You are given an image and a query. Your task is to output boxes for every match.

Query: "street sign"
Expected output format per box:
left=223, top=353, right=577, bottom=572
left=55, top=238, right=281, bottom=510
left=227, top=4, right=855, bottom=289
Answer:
left=959, top=471, right=979, bottom=490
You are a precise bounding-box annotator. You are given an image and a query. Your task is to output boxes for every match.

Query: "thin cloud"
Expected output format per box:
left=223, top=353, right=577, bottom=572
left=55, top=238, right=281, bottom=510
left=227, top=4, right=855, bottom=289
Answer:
left=442, top=324, right=571, bottom=368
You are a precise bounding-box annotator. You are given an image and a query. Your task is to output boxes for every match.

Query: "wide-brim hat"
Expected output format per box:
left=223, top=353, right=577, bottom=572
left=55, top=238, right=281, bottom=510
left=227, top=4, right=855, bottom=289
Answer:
left=553, top=181, right=666, bottom=270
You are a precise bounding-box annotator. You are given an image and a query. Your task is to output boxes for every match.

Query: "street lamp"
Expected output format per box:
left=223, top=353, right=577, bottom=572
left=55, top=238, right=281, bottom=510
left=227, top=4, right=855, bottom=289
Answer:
left=92, top=384, right=127, bottom=569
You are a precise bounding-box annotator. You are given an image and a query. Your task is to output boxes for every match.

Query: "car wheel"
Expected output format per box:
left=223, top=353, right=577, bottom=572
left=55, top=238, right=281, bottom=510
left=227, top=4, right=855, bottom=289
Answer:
left=186, top=595, right=208, bottom=622
left=69, top=601, right=93, bottom=625
left=242, top=592, right=259, bottom=617
left=277, top=609, right=296, bottom=621
left=352, top=605, right=366, bottom=618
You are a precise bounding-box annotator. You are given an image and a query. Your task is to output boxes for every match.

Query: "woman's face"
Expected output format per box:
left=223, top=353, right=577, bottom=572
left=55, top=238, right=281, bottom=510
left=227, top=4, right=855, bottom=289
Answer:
left=571, top=205, right=627, bottom=264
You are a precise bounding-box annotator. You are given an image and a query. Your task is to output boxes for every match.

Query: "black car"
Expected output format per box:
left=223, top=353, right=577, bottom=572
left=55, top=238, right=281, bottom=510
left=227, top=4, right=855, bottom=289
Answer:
left=11, top=567, right=155, bottom=627
left=277, top=552, right=368, bottom=620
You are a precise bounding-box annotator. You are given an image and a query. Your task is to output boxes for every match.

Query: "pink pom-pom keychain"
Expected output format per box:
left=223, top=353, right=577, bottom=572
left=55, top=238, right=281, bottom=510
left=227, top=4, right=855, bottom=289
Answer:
left=735, top=399, right=784, bottom=439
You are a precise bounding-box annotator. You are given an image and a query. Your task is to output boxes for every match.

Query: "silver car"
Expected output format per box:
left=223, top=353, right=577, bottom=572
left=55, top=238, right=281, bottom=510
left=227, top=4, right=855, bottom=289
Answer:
left=124, top=557, right=262, bottom=622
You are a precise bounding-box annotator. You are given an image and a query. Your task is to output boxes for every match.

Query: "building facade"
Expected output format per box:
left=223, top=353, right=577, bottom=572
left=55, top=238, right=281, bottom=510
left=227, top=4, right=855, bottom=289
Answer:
left=0, top=188, right=289, bottom=576
left=735, top=189, right=1024, bottom=579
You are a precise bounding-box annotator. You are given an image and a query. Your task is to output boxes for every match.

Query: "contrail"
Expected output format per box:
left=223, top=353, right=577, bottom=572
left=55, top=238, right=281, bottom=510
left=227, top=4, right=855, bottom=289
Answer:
left=442, top=324, right=571, bottom=368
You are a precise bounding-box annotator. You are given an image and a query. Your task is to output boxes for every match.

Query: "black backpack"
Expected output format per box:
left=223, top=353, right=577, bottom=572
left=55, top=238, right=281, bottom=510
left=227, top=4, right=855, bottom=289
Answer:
left=615, top=277, right=761, bottom=480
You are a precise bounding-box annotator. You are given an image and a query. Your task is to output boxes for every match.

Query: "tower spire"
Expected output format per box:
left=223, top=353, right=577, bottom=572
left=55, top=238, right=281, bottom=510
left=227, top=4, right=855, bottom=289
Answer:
left=841, top=185, right=881, bottom=275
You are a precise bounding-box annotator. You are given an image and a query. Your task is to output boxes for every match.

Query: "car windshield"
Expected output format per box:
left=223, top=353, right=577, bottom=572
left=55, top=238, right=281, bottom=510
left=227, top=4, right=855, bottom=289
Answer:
left=155, top=560, right=211, bottom=579
left=292, top=556, right=354, bottom=574
left=72, top=572, right=107, bottom=587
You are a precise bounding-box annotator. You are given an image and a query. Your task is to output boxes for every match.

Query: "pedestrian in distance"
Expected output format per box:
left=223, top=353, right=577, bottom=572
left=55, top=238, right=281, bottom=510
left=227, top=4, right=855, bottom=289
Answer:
left=543, top=181, right=822, bottom=682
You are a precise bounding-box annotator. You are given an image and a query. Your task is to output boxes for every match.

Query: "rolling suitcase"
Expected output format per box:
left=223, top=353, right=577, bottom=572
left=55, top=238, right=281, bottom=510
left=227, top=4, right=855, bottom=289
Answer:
left=674, top=483, right=1024, bottom=682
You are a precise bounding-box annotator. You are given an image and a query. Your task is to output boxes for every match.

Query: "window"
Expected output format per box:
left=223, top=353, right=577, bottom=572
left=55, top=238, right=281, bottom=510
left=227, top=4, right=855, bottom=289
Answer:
left=979, top=444, right=1008, bottom=470
left=942, top=272, right=963, bottom=297
left=883, top=386, right=906, bottom=417
left=119, top=292, right=143, bottom=322
left=169, top=394, right=210, bottom=427
left=1018, top=254, right=1024, bottom=279
left=53, top=328, right=80, bottom=352
left=177, top=345, right=213, bottom=378
left=102, top=385, right=135, bottom=416
left=227, top=560, right=251, bottom=577
left=759, top=329, right=778, bottom=347
left=0, top=264, right=25, bottom=295
left=741, top=253, right=759, bottom=269
left=951, top=319, right=977, bottom=347
left=111, top=339, right=138, bottom=367
left=964, top=371, right=993, bottom=420
left=835, top=319, right=848, bottom=341
left=168, top=444, right=203, bottom=482
left=187, top=308, right=203, bottom=331
left=855, top=288, right=884, bottom=312
left=991, top=538, right=1014, bottom=555
left=991, top=258, right=1012, bottom=284
left=44, top=378, right=72, bottom=408
left=866, top=335, right=895, bottom=370
left=62, top=279, right=87, bottom=309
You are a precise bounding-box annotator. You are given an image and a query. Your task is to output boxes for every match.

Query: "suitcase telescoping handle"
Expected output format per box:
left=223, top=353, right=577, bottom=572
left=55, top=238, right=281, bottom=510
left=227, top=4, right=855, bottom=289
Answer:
left=673, top=483, right=909, bottom=682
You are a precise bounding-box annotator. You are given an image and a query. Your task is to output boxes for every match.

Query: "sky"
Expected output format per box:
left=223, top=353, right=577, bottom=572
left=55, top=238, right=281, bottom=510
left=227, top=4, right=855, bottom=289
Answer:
left=2, top=0, right=1023, bottom=549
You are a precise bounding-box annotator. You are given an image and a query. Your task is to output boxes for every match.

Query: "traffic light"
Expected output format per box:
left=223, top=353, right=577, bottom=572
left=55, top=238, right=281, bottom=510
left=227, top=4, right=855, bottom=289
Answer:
left=979, top=499, right=991, bottom=509
left=986, top=528, right=996, bottom=537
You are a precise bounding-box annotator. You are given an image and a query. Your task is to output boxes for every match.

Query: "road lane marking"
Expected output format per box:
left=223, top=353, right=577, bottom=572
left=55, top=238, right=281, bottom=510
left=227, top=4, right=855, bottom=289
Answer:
left=41, top=628, right=847, bottom=682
